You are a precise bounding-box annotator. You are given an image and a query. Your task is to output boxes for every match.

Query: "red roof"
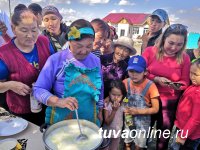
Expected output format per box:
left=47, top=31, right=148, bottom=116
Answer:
left=103, top=13, right=150, bottom=25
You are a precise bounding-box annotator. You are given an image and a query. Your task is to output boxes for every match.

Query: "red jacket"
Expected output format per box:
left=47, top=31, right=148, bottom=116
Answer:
left=0, top=36, right=50, bottom=114
left=175, top=85, right=200, bottom=140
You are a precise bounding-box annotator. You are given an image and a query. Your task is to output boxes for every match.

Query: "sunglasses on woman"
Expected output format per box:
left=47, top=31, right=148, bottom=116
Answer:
left=168, top=24, right=188, bottom=34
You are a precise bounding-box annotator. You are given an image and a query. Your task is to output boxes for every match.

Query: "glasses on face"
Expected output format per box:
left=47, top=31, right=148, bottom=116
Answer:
left=115, top=47, right=129, bottom=56
left=168, top=24, right=188, bottom=34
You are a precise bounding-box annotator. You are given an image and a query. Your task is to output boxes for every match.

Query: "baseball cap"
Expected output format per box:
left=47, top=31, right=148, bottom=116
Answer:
left=127, top=55, right=146, bottom=73
left=151, top=9, right=169, bottom=24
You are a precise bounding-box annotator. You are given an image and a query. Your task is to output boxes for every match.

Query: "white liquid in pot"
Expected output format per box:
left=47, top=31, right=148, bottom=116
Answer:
left=45, top=124, right=102, bottom=150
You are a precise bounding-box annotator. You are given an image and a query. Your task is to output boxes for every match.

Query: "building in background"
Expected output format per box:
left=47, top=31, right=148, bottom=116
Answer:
left=103, top=13, right=149, bottom=41
left=103, top=13, right=149, bottom=54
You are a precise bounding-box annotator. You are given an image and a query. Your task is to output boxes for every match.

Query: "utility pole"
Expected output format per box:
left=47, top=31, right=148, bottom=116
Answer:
left=8, top=0, right=11, bottom=18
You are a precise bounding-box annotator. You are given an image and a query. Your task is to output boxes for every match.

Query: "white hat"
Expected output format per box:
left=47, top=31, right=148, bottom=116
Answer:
left=114, top=36, right=136, bottom=55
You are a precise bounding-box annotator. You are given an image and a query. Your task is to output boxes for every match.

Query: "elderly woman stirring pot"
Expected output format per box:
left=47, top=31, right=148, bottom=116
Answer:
left=33, top=19, right=103, bottom=126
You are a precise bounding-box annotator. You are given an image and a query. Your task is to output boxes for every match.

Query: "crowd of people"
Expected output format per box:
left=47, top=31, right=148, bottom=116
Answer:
left=0, top=3, right=200, bottom=150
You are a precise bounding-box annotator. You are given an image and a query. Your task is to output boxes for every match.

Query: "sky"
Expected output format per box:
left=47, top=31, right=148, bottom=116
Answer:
left=0, top=0, right=200, bottom=33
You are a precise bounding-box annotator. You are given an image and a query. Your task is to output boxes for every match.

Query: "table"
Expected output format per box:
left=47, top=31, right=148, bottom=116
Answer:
left=0, top=121, right=45, bottom=150
left=0, top=107, right=45, bottom=150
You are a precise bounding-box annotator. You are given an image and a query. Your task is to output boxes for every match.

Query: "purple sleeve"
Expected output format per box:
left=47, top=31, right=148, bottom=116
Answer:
left=33, top=57, right=55, bottom=105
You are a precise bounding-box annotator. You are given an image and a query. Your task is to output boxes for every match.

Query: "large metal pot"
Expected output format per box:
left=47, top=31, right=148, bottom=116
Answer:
left=40, top=119, right=110, bottom=150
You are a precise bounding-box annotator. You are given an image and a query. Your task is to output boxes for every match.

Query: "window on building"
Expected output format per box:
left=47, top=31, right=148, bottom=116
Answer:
left=133, top=27, right=139, bottom=34
left=143, top=28, right=149, bottom=34
left=113, top=24, right=118, bottom=32
left=120, top=29, right=125, bottom=36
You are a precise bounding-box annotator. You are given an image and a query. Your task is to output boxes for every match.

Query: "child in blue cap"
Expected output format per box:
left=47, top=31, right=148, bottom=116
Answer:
left=123, top=55, right=160, bottom=150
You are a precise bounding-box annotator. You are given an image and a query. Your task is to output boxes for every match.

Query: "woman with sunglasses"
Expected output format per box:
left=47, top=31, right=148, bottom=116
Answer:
left=142, top=24, right=190, bottom=149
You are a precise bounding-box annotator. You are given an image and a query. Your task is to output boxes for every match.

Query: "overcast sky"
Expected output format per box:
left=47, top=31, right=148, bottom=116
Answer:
left=0, top=0, right=200, bottom=33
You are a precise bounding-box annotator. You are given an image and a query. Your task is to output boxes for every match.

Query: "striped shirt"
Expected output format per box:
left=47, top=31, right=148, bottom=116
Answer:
left=91, top=49, right=101, bottom=58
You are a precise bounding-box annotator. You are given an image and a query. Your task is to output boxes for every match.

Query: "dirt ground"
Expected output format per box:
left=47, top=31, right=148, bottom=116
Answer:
left=133, top=43, right=142, bottom=55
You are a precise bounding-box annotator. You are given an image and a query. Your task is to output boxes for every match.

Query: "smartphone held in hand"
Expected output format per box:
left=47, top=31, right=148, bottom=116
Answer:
left=164, top=81, right=184, bottom=89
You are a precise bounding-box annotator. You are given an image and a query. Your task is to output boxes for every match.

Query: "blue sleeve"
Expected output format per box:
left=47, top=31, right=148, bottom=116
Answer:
left=97, top=59, right=104, bottom=108
left=0, top=59, right=9, bottom=80
left=97, top=69, right=104, bottom=108
left=49, top=43, right=55, bottom=55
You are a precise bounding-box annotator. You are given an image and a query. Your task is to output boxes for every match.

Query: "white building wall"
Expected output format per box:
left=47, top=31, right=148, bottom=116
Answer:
left=131, top=24, right=149, bottom=40
left=107, top=23, right=149, bottom=39
left=117, top=24, right=130, bottom=37
left=140, top=24, right=149, bottom=35
left=138, top=27, right=144, bottom=36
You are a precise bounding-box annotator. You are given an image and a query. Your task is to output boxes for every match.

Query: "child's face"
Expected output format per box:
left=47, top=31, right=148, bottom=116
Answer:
left=109, top=87, right=123, bottom=103
left=190, top=63, right=200, bottom=85
left=128, top=70, right=147, bottom=84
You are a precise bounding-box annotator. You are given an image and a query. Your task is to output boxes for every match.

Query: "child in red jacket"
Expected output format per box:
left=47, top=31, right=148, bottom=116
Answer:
left=169, top=58, right=200, bottom=150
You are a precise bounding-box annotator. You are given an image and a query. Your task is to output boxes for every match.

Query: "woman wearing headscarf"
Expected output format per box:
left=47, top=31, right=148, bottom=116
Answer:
left=42, top=5, right=68, bottom=52
left=33, top=19, right=104, bottom=126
